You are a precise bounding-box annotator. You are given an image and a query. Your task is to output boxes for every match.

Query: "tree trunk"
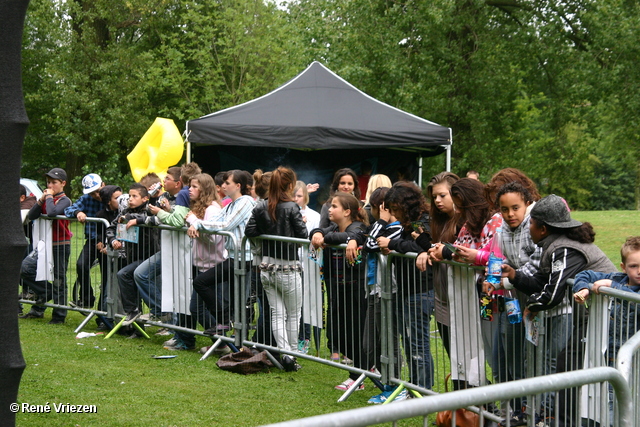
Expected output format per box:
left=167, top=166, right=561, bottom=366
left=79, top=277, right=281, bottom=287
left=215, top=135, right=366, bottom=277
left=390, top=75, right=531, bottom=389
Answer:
left=0, top=0, right=31, bottom=425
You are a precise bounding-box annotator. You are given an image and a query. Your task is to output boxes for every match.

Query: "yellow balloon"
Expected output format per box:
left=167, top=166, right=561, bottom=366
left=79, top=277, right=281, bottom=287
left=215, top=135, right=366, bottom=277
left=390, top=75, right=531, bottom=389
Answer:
left=127, top=118, right=184, bottom=182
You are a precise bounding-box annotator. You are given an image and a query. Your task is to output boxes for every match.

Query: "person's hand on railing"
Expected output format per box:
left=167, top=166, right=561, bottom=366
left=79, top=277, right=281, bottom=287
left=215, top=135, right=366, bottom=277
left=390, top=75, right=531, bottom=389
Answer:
left=112, top=240, right=122, bottom=250
left=376, top=236, right=390, bottom=249
left=76, top=212, right=87, bottom=223
left=428, top=243, right=444, bottom=263
left=591, top=279, right=613, bottom=294
left=311, top=232, right=324, bottom=249
left=187, top=225, right=200, bottom=239
left=346, top=239, right=358, bottom=264
left=416, top=252, right=430, bottom=272
left=125, top=218, right=137, bottom=230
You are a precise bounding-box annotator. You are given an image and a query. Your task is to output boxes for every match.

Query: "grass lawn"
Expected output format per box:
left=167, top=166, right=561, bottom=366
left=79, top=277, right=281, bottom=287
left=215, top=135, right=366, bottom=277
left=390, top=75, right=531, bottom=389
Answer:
left=15, top=211, right=639, bottom=426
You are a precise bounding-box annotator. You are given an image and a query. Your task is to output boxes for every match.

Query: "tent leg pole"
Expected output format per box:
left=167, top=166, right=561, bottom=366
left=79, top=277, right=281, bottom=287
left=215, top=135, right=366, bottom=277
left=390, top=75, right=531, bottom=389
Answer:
left=418, top=157, right=423, bottom=188
left=445, top=144, right=451, bottom=172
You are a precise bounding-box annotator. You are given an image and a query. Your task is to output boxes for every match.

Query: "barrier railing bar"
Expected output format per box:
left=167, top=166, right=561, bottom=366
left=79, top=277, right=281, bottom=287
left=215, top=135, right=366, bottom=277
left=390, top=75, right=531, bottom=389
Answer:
left=262, top=367, right=632, bottom=427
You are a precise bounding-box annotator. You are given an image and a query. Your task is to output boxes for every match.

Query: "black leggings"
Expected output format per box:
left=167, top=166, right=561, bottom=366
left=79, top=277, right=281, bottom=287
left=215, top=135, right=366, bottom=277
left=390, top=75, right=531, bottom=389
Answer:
left=192, top=259, right=251, bottom=324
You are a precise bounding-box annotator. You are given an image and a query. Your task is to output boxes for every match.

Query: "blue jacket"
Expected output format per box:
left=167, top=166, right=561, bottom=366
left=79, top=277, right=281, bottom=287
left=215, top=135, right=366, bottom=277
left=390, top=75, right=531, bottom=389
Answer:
left=64, top=194, right=104, bottom=238
left=573, top=270, right=640, bottom=359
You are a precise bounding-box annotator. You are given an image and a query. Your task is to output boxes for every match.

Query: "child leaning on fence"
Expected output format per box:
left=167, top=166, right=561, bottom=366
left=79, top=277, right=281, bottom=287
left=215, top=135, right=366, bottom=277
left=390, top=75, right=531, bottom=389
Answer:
left=106, top=183, right=159, bottom=326
left=572, top=236, right=640, bottom=424
left=361, top=186, right=404, bottom=403
left=165, top=173, right=226, bottom=352
left=64, top=173, right=105, bottom=310
left=94, top=185, right=124, bottom=324
left=20, top=168, right=72, bottom=324
left=310, top=192, right=368, bottom=391
left=573, top=235, right=640, bottom=360
left=376, top=181, right=435, bottom=393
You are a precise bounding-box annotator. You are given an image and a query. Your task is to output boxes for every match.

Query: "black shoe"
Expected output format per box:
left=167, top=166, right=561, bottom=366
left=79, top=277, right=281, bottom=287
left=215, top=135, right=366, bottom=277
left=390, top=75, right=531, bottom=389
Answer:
left=18, top=291, right=37, bottom=301
left=96, top=322, right=108, bottom=331
left=19, top=312, right=44, bottom=319
left=122, top=309, right=141, bottom=326
left=48, top=318, right=65, bottom=325
left=203, top=327, right=216, bottom=336
left=281, top=355, right=301, bottom=372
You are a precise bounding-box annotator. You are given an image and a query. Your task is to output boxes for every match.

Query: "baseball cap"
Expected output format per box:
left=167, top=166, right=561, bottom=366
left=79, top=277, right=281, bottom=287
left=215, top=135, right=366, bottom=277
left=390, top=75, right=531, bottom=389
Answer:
left=45, top=168, right=67, bottom=182
left=530, top=194, right=582, bottom=229
left=82, top=173, right=103, bottom=194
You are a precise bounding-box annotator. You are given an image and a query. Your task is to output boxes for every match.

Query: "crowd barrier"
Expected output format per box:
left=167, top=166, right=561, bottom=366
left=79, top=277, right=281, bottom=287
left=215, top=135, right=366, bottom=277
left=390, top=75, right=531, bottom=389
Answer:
left=18, top=215, right=640, bottom=425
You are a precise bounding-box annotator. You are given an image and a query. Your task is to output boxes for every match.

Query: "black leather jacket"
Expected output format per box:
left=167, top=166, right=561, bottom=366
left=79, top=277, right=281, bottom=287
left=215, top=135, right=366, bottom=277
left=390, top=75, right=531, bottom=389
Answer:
left=245, top=200, right=308, bottom=261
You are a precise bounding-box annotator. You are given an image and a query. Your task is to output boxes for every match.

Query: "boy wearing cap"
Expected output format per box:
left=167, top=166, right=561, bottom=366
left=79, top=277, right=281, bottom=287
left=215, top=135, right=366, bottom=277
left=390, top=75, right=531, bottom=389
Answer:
left=64, top=173, right=106, bottom=309
left=20, top=168, right=72, bottom=324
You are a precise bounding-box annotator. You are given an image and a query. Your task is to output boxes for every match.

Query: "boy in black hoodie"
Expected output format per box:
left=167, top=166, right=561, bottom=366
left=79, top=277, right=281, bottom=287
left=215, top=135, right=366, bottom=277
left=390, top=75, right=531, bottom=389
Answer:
left=106, top=183, right=159, bottom=324
left=95, top=185, right=123, bottom=320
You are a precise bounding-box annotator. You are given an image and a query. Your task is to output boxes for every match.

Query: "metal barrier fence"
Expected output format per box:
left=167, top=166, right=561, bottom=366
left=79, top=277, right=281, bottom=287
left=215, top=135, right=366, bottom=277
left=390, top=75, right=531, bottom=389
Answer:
left=262, top=367, right=633, bottom=427
left=18, top=216, right=640, bottom=426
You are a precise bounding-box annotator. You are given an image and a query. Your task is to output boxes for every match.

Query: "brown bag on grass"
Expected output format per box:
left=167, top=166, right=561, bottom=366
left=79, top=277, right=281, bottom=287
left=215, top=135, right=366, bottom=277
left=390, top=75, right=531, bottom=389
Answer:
left=435, top=374, right=481, bottom=427
left=216, top=346, right=274, bottom=375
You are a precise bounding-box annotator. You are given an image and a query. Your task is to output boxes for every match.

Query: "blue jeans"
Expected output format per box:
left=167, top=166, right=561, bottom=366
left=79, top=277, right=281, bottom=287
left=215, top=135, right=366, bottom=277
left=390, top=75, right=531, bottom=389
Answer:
left=134, top=252, right=162, bottom=317
left=400, top=290, right=434, bottom=389
left=540, top=313, right=572, bottom=416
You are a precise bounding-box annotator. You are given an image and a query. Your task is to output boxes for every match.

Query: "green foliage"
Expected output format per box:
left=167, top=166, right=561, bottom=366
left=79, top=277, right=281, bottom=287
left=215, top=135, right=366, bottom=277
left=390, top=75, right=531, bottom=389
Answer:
left=20, top=0, right=640, bottom=208
left=21, top=0, right=305, bottom=197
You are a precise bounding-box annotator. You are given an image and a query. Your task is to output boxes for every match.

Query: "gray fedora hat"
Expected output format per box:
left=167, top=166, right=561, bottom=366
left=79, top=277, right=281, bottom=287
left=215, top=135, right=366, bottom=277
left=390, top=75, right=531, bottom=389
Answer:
left=530, top=194, right=582, bottom=228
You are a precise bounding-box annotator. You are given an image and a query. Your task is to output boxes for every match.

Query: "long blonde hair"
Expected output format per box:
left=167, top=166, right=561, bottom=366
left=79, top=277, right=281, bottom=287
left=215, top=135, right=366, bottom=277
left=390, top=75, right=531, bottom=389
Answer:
left=190, top=173, right=219, bottom=219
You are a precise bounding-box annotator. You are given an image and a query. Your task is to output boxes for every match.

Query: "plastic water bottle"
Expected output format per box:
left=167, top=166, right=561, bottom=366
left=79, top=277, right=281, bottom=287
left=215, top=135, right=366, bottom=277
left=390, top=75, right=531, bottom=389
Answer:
left=486, top=229, right=504, bottom=286
left=505, top=296, right=522, bottom=324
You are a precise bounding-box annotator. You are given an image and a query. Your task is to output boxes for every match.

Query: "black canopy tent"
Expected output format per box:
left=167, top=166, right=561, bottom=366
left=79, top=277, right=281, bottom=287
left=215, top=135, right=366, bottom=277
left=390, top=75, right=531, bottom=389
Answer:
left=185, top=61, right=452, bottom=204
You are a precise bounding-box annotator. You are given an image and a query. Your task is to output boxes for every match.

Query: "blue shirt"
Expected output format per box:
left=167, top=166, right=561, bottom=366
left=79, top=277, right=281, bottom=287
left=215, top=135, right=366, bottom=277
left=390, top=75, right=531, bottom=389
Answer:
left=175, top=186, right=190, bottom=208
left=64, top=194, right=104, bottom=238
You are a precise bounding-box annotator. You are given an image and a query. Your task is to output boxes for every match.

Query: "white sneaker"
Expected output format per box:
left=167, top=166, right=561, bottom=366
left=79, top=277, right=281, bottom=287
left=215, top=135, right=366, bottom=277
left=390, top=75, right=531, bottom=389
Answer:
left=163, top=338, right=178, bottom=347
left=335, top=378, right=364, bottom=391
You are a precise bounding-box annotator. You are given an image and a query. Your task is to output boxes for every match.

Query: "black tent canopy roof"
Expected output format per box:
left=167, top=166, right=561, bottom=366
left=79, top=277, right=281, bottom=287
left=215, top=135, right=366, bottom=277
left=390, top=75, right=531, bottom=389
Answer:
left=186, top=61, right=452, bottom=151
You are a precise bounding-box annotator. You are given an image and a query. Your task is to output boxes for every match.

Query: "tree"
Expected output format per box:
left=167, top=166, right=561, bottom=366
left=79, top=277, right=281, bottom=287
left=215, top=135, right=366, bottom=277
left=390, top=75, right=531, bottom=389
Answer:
left=21, top=0, right=306, bottom=194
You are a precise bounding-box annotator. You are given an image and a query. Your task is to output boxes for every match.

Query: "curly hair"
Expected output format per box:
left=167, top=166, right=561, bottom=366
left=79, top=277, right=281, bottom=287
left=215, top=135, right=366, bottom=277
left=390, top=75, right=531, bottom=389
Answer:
left=189, top=173, right=218, bottom=219
left=531, top=217, right=596, bottom=244
left=384, top=181, right=429, bottom=230
left=484, top=168, right=540, bottom=209
left=427, top=171, right=461, bottom=242
left=450, top=178, right=492, bottom=239
left=495, top=181, right=534, bottom=208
